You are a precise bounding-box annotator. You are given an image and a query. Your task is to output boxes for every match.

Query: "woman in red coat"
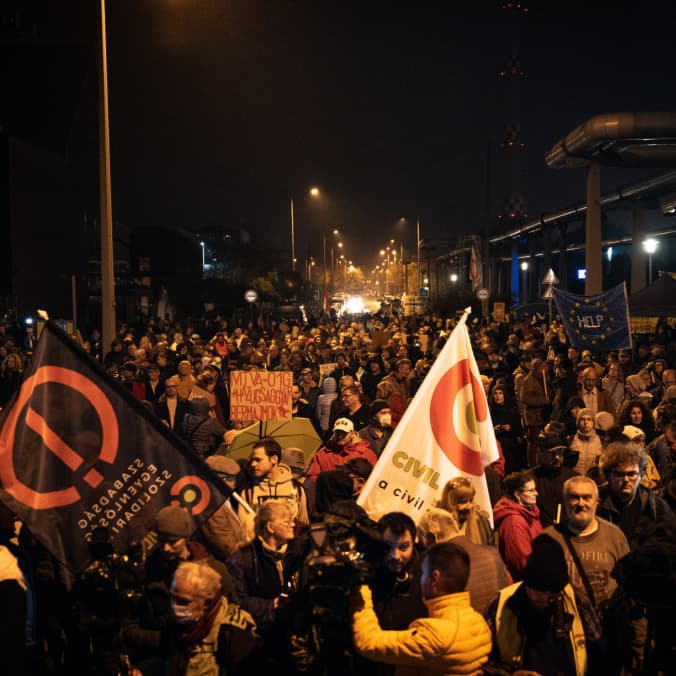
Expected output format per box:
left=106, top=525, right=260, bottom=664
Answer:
left=492, top=470, right=542, bottom=581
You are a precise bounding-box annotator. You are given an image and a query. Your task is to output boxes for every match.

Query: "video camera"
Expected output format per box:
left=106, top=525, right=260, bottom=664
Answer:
left=301, top=501, right=385, bottom=624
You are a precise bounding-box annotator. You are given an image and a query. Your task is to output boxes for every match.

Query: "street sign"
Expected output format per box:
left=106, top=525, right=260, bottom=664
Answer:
left=244, top=289, right=258, bottom=304
left=476, top=287, right=490, bottom=301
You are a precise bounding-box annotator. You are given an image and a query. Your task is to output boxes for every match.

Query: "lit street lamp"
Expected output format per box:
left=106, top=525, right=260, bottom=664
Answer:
left=520, top=261, right=529, bottom=304
left=200, top=241, right=205, bottom=273
left=642, top=238, right=658, bottom=284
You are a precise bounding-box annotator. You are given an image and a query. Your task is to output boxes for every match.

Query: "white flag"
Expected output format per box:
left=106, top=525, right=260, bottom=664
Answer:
left=357, top=308, right=499, bottom=524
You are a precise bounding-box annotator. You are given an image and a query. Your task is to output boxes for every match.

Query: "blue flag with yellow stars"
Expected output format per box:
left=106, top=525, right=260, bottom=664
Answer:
left=553, top=282, right=632, bottom=352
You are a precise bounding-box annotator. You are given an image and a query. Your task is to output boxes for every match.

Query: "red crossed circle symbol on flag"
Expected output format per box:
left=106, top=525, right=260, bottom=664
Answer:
left=429, top=359, right=486, bottom=475
left=0, top=366, right=118, bottom=509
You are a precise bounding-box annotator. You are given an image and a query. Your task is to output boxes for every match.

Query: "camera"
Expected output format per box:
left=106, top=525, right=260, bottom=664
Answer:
left=301, top=503, right=384, bottom=623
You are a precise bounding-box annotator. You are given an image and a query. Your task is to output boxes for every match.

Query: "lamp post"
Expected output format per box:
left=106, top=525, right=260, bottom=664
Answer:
left=322, top=228, right=339, bottom=310
left=99, top=0, right=115, bottom=353
left=642, top=238, right=658, bottom=284
left=200, top=241, right=205, bottom=273
left=290, top=197, right=295, bottom=271
left=520, top=261, right=529, bottom=304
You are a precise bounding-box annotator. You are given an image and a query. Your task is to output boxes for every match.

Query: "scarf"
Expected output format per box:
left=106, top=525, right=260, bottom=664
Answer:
left=172, top=596, right=223, bottom=676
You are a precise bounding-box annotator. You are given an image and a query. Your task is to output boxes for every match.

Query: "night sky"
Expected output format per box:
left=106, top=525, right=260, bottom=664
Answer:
left=7, top=0, right=676, bottom=271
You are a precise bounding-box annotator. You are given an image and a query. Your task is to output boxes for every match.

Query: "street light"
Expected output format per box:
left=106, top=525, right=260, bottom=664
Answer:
left=200, top=241, right=205, bottom=273
left=291, top=186, right=321, bottom=272
left=322, top=228, right=339, bottom=310
left=99, top=0, right=115, bottom=353
left=520, top=261, right=529, bottom=304
left=642, top=238, right=659, bottom=283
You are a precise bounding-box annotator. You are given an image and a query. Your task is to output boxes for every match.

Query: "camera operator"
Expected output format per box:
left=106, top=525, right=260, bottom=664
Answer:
left=484, top=535, right=591, bottom=676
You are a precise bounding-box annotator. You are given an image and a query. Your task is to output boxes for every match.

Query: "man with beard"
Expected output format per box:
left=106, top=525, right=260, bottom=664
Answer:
left=359, top=399, right=394, bottom=457
left=543, top=476, right=629, bottom=608
left=533, top=426, right=579, bottom=527
left=355, top=512, right=427, bottom=676
left=307, top=418, right=377, bottom=482
left=145, top=506, right=233, bottom=599
left=484, top=535, right=590, bottom=675
left=596, top=442, right=671, bottom=545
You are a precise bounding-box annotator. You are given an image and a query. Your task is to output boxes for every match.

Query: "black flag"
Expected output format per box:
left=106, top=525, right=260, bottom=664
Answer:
left=0, top=321, right=229, bottom=572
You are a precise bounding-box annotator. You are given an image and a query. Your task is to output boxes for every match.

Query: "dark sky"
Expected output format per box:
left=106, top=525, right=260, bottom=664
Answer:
left=8, top=0, right=676, bottom=271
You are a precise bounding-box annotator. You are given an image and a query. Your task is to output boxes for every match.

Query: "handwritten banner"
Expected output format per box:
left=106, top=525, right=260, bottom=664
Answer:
left=229, top=371, right=293, bottom=421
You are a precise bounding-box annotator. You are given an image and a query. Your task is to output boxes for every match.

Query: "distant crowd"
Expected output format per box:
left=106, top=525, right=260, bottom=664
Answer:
left=0, top=309, right=675, bottom=675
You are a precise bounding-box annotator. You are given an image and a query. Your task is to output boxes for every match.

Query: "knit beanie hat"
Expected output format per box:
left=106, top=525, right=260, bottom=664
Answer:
left=595, top=411, right=615, bottom=432
left=369, top=399, right=390, bottom=418
left=523, top=535, right=569, bottom=592
left=626, top=374, right=646, bottom=392
left=576, top=407, right=595, bottom=423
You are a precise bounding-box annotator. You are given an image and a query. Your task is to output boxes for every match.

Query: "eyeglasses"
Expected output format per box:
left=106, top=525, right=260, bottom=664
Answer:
left=272, top=519, right=295, bottom=527
left=611, top=470, right=639, bottom=480
left=519, top=487, right=537, bottom=494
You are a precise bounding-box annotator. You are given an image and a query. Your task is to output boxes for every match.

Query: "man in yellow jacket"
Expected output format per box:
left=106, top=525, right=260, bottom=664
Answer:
left=351, top=541, right=491, bottom=676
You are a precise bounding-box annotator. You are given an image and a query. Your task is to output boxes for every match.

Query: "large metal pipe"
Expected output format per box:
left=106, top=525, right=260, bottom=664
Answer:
left=489, top=170, right=676, bottom=243
left=546, top=112, right=676, bottom=168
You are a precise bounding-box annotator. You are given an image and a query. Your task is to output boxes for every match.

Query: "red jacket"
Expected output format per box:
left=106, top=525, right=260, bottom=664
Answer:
left=492, top=497, right=542, bottom=581
left=307, top=439, right=378, bottom=482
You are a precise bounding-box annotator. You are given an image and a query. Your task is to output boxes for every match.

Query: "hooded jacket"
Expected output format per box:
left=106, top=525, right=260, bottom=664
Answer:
left=492, top=497, right=542, bottom=581
left=519, top=359, right=549, bottom=427
left=181, top=397, right=226, bottom=457
left=316, top=377, right=339, bottom=433
left=307, top=438, right=377, bottom=482
left=240, top=463, right=310, bottom=530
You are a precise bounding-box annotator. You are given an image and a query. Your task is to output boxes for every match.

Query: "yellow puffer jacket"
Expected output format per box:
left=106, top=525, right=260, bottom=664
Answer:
left=352, top=585, right=491, bottom=676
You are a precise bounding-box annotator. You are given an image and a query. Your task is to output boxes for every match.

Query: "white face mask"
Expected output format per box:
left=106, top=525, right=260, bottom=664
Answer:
left=172, top=601, right=196, bottom=624
left=377, top=413, right=392, bottom=428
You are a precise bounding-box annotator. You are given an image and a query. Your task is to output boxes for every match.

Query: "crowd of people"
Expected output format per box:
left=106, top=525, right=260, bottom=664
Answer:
left=0, top=308, right=675, bottom=675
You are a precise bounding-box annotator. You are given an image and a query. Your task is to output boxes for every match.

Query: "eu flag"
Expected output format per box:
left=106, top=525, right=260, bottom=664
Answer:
left=553, top=282, right=631, bottom=352
left=0, top=321, right=229, bottom=573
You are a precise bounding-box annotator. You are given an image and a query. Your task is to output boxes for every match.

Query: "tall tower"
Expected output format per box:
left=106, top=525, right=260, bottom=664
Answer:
left=496, top=2, right=529, bottom=304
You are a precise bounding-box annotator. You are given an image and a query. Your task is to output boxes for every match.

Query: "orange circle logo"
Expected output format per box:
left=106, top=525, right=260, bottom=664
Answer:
left=0, top=366, right=118, bottom=509
left=429, top=359, right=486, bottom=475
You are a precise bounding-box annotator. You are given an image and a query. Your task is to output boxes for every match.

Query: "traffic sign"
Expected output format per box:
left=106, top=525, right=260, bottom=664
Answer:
left=244, top=289, right=258, bottom=304
left=476, top=287, right=490, bottom=301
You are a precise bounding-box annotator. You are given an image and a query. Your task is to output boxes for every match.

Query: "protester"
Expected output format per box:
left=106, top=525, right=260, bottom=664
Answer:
left=492, top=471, right=542, bottom=580
left=307, top=418, right=377, bottom=482
left=484, top=534, right=590, bottom=676
left=438, top=476, right=494, bottom=546
left=351, top=542, right=492, bottom=675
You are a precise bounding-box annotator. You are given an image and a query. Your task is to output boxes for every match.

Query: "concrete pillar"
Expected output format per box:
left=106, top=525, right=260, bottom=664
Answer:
left=529, top=234, right=537, bottom=301
left=511, top=241, right=520, bottom=305
left=585, top=161, right=602, bottom=295
left=630, top=201, right=647, bottom=294
left=543, top=225, right=552, bottom=273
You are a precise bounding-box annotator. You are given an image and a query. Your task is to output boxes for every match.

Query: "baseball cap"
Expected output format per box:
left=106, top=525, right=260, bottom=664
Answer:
left=621, top=425, right=645, bottom=441
left=333, top=418, right=354, bottom=434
